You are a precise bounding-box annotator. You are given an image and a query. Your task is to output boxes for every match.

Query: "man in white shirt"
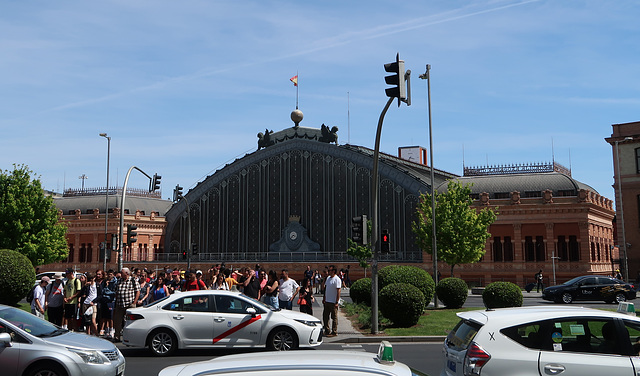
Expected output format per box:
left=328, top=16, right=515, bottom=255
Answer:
left=323, top=265, right=341, bottom=337
left=277, top=269, right=299, bottom=310
left=31, top=276, right=50, bottom=319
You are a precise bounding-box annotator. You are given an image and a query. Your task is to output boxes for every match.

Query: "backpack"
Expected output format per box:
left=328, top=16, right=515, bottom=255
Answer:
left=26, top=285, right=38, bottom=304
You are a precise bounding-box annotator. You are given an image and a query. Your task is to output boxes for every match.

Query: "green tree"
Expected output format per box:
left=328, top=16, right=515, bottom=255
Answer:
left=0, top=164, right=68, bottom=266
left=412, top=179, right=496, bottom=276
left=347, top=219, right=372, bottom=269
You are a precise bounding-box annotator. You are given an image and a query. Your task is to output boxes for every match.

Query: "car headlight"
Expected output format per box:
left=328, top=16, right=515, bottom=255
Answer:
left=295, top=319, right=320, bottom=327
left=67, top=347, right=107, bottom=364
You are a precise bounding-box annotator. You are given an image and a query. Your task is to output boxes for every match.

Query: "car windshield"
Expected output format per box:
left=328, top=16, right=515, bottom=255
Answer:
left=562, top=276, right=584, bottom=286
left=0, top=306, right=66, bottom=337
left=240, top=294, right=276, bottom=311
left=143, top=294, right=172, bottom=307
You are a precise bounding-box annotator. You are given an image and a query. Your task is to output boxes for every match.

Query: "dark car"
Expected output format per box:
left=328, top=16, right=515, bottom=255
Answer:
left=542, top=275, right=637, bottom=304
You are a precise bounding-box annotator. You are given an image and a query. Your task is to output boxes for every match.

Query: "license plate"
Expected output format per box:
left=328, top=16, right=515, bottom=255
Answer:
left=448, top=360, right=456, bottom=372
left=117, top=363, right=125, bottom=375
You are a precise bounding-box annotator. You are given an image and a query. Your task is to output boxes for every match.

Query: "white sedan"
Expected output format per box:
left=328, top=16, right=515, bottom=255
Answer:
left=159, top=341, right=428, bottom=376
left=122, top=290, right=323, bottom=356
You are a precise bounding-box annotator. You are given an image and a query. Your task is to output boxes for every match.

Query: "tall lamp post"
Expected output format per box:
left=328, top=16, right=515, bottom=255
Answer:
left=615, top=136, right=633, bottom=282
left=99, top=133, right=111, bottom=272
left=419, top=65, right=438, bottom=308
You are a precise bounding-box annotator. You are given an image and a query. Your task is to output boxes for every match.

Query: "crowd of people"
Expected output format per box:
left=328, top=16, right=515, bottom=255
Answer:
left=30, top=263, right=351, bottom=341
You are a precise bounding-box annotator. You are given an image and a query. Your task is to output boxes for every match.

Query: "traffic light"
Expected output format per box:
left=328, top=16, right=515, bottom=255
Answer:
left=126, top=224, right=138, bottom=245
left=384, top=53, right=406, bottom=107
left=181, top=250, right=187, bottom=260
left=381, top=229, right=390, bottom=253
left=352, top=215, right=367, bottom=245
left=150, top=173, right=161, bottom=192
left=173, top=185, right=184, bottom=202
left=191, top=243, right=198, bottom=256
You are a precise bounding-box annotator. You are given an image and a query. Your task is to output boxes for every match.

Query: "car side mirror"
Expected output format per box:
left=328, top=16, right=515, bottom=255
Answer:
left=246, top=307, right=257, bottom=317
left=0, top=332, right=12, bottom=348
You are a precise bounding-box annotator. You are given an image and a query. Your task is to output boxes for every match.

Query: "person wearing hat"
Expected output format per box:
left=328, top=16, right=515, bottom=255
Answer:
left=45, top=274, right=65, bottom=326
left=615, top=269, right=623, bottom=280
left=31, top=276, right=50, bottom=318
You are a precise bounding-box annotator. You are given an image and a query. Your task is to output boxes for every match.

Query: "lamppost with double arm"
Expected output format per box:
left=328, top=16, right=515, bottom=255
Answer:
left=99, top=133, right=111, bottom=272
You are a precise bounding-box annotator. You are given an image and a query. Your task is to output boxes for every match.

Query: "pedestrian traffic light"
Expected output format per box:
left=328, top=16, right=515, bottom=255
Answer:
left=150, top=173, right=161, bottom=192
left=173, top=184, right=184, bottom=202
left=384, top=53, right=406, bottom=107
left=191, top=243, right=198, bottom=256
left=127, top=224, right=138, bottom=245
left=182, top=250, right=187, bottom=260
left=352, top=215, right=367, bottom=245
left=381, top=229, right=390, bottom=253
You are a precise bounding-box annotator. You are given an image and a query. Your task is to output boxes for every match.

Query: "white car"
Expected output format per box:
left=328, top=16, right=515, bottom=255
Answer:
left=441, top=305, right=640, bottom=376
left=0, top=304, right=125, bottom=376
left=122, top=289, right=323, bottom=356
left=159, top=341, right=428, bottom=376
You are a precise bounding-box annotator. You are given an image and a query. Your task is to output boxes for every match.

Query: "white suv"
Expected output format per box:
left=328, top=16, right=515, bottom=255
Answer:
left=441, top=306, right=640, bottom=376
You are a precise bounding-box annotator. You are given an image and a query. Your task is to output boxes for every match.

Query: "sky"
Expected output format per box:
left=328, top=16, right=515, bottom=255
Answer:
left=2, top=0, right=639, bottom=200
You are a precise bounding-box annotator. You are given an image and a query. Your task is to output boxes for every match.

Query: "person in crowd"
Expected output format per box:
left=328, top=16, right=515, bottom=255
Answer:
left=224, top=268, right=239, bottom=291
left=314, top=269, right=322, bottom=294
left=81, top=273, right=98, bottom=335
left=535, top=269, right=544, bottom=293
left=262, top=270, right=279, bottom=309
left=182, top=271, right=207, bottom=291
left=113, top=267, right=140, bottom=342
left=298, top=277, right=314, bottom=315
left=31, top=276, right=50, bottom=319
left=323, top=265, right=341, bottom=337
left=99, top=269, right=117, bottom=338
left=241, top=267, right=261, bottom=300
left=195, top=270, right=207, bottom=289
left=63, top=268, right=82, bottom=331
left=212, top=271, right=230, bottom=290
left=304, top=265, right=314, bottom=292
left=278, top=269, right=299, bottom=310
left=137, top=275, right=151, bottom=306
left=169, top=271, right=182, bottom=293
left=45, top=274, right=65, bottom=326
left=258, top=269, right=268, bottom=290
left=150, top=272, right=171, bottom=302
left=343, top=265, right=351, bottom=288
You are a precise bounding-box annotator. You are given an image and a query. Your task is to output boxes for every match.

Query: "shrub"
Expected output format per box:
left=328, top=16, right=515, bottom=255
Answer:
left=482, top=281, right=523, bottom=308
left=436, top=277, right=468, bottom=308
left=379, top=282, right=425, bottom=327
left=0, top=249, right=36, bottom=306
left=379, top=265, right=434, bottom=303
left=350, top=277, right=371, bottom=305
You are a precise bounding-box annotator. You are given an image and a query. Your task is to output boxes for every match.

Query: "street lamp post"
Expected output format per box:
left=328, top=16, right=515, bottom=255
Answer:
left=99, top=133, right=111, bottom=272
left=615, top=136, right=634, bottom=282
left=419, top=65, right=438, bottom=308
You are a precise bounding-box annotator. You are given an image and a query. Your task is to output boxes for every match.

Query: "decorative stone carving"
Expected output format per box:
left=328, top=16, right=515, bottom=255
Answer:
left=75, top=209, right=81, bottom=219
left=578, top=189, right=588, bottom=203
left=113, top=207, right=120, bottom=219
left=257, top=129, right=275, bottom=150
left=510, top=191, right=521, bottom=205
left=480, top=192, right=490, bottom=206
left=543, top=189, right=553, bottom=204
left=269, top=215, right=320, bottom=253
left=93, top=208, right=100, bottom=219
left=319, top=124, right=339, bottom=144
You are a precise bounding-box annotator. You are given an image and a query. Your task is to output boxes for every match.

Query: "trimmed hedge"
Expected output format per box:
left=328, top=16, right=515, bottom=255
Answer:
left=379, top=282, right=425, bottom=327
left=0, top=249, right=36, bottom=306
left=436, top=277, right=468, bottom=308
left=350, top=277, right=371, bottom=305
left=379, top=265, right=435, bottom=303
left=482, top=281, right=523, bottom=308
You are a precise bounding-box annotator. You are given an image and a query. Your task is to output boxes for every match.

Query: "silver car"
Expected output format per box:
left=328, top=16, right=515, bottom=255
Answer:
left=0, top=304, right=125, bottom=376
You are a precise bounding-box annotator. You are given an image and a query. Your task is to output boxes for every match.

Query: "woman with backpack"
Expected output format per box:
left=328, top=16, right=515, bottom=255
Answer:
left=45, top=274, right=65, bottom=326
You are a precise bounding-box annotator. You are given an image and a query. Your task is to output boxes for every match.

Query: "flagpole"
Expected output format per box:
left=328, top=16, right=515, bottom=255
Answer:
left=296, top=71, right=299, bottom=109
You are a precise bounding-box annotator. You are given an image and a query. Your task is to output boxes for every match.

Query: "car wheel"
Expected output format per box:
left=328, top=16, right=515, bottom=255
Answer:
left=561, top=292, right=573, bottom=304
left=615, top=293, right=627, bottom=303
left=27, top=362, right=67, bottom=376
left=267, top=327, right=298, bottom=351
left=148, top=329, right=177, bottom=356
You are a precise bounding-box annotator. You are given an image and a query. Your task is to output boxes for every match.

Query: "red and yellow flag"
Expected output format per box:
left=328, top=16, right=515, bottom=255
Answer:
left=290, top=75, right=298, bottom=86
